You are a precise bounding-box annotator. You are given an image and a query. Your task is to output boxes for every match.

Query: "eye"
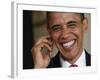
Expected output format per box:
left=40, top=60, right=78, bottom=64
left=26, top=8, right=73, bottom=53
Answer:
left=67, top=23, right=77, bottom=28
left=51, top=25, right=61, bottom=32
left=67, top=21, right=77, bottom=28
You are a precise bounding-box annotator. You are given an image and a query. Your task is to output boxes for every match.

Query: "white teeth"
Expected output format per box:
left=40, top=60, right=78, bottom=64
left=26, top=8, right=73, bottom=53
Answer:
left=63, top=40, right=75, bottom=48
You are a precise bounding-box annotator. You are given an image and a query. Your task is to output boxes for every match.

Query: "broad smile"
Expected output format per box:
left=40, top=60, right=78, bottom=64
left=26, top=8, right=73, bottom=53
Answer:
left=62, top=40, right=75, bottom=48
left=59, top=39, right=76, bottom=50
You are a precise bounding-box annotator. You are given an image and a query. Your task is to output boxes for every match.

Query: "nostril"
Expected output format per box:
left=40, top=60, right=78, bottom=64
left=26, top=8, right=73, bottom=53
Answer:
left=60, top=34, right=70, bottom=40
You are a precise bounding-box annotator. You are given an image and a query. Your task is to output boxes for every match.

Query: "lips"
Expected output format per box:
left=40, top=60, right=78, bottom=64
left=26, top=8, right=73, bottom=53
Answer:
left=62, top=40, right=75, bottom=48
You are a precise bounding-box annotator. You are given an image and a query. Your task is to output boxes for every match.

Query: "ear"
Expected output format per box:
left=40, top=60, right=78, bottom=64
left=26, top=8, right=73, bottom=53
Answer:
left=82, top=17, right=88, bottom=32
left=47, top=27, right=51, bottom=35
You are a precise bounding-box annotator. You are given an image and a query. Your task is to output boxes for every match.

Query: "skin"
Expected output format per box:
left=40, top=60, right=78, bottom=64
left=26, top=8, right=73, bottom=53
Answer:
left=31, top=36, right=53, bottom=68
left=31, top=12, right=88, bottom=68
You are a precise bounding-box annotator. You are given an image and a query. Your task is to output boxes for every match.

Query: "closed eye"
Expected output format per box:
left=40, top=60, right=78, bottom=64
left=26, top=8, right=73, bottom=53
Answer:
left=67, top=21, right=77, bottom=28
left=67, top=23, right=77, bottom=28
left=50, top=25, right=61, bottom=31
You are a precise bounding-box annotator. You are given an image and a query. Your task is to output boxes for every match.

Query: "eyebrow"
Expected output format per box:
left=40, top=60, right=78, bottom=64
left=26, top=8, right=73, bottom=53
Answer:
left=50, top=24, right=60, bottom=29
left=67, top=21, right=77, bottom=24
left=49, top=21, right=77, bottom=29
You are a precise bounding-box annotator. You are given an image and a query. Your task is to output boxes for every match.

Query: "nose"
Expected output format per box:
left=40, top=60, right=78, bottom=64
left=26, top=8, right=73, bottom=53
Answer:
left=61, top=25, right=71, bottom=40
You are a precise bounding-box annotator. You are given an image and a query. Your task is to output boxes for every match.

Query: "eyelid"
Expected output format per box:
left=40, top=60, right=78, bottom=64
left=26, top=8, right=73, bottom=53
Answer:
left=67, top=23, right=77, bottom=28
left=68, top=23, right=76, bottom=26
left=51, top=24, right=61, bottom=29
left=50, top=25, right=61, bottom=31
left=67, top=21, right=77, bottom=27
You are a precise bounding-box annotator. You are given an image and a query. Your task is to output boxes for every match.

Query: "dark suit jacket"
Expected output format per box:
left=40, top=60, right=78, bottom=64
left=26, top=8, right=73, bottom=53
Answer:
left=47, top=50, right=91, bottom=68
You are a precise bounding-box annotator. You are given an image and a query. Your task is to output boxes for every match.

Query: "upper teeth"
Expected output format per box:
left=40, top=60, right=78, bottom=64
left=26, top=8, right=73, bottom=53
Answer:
left=63, top=40, right=75, bottom=48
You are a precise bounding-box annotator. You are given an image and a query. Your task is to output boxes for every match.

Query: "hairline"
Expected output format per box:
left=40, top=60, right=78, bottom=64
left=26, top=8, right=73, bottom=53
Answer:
left=46, top=12, right=85, bottom=28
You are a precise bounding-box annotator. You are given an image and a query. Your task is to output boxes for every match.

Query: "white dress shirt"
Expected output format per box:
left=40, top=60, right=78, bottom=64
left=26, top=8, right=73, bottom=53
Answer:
left=60, top=50, right=86, bottom=67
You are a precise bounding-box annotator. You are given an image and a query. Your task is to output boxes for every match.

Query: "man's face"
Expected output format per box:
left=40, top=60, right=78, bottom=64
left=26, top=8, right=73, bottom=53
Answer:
left=47, top=12, right=88, bottom=63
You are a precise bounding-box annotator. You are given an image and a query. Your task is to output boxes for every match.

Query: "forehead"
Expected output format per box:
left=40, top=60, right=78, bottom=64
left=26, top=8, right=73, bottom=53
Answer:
left=47, top=12, right=81, bottom=20
left=47, top=12, right=81, bottom=24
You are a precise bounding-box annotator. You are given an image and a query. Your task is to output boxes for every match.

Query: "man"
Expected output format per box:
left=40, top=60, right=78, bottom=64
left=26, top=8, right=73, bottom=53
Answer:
left=31, top=12, right=91, bottom=68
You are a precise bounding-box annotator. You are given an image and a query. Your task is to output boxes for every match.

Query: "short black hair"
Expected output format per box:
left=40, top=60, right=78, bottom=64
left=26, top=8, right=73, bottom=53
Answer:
left=80, top=13, right=85, bottom=21
left=46, top=12, right=85, bottom=28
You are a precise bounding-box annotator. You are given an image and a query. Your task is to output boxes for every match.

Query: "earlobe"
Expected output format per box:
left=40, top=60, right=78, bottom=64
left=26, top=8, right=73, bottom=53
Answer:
left=47, top=28, right=50, bottom=33
left=83, top=18, right=88, bottom=32
left=47, top=27, right=51, bottom=35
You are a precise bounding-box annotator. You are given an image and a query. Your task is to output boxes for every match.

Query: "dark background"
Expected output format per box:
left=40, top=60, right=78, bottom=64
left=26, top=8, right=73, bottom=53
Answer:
left=23, top=10, right=33, bottom=69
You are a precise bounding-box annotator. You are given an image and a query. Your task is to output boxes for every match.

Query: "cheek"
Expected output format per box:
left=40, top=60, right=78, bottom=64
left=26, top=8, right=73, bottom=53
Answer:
left=74, top=27, right=84, bottom=43
left=51, top=32, right=61, bottom=42
left=74, top=26, right=83, bottom=36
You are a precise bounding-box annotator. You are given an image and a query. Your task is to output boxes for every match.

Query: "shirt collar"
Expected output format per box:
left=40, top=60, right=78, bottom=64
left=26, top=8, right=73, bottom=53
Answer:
left=60, top=50, right=86, bottom=67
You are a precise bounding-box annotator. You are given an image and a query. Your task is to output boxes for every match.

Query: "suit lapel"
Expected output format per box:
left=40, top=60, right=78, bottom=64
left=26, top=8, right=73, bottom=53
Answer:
left=85, top=50, right=91, bottom=66
left=48, top=50, right=91, bottom=68
left=47, top=52, right=61, bottom=68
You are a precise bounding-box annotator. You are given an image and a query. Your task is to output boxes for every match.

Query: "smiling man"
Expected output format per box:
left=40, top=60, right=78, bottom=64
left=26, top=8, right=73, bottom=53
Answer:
left=31, top=12, right=91, bottom=68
